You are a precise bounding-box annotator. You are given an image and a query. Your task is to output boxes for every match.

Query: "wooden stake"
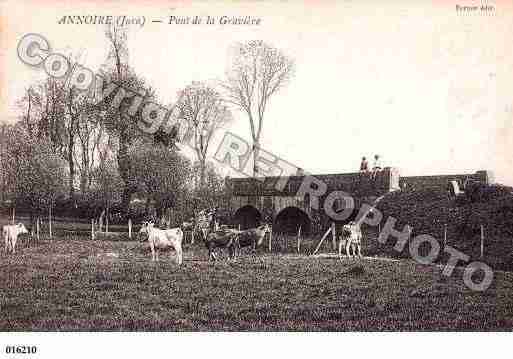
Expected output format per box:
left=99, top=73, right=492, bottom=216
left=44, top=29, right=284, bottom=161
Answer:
left=36, top=217, right=40, bottom=241
left=99, top=212, right=103, bottom=232
left=91, top=219, right=95, bottom=240
left=269, top=228, right=272, bottom=252
left=331, top=222, right=336, bottom=251
left=297, top=225, right=302, bottom=254
left=49, top=205, right=52, bottom=239
left=480, top=225, right=484, bottom=259
left=128, top=218, right=132, bottom=240
left=443, top=224, right=447, bottom=246
left=106, top=208, right=109, bottom=233
left=312, top=226, right=332, bottom=255
left=11, top=207, right=15, bottom=224
left=29, top=220, right=34, bottom=243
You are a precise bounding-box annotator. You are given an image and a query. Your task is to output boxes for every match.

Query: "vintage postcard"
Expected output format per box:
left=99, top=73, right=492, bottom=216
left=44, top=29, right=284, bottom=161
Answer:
left=0, top=0, right=511, bottom=353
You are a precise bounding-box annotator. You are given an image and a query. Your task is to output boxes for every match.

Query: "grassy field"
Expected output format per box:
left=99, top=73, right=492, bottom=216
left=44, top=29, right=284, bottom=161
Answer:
left=1, top=229, right=512, bottom=331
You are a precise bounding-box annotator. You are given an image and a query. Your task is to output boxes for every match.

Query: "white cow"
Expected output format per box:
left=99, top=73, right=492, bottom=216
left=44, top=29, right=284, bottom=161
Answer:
left=139, top=222, right=183, bottom=265
left=2, top=223, right=29, bottom=254
left=338, top=221, right=363, bottom=258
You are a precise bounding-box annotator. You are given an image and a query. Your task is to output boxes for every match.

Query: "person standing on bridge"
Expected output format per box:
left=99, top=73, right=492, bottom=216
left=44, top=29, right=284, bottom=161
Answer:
left=360, top=156, right=369, bottom=173
left=372, top=154, right=382, bottom=179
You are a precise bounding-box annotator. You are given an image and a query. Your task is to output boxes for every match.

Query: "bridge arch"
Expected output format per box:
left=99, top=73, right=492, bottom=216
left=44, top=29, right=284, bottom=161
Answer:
left=233, top=205, right=262, bottom=230
left=274, top=206, right=312, bottom=235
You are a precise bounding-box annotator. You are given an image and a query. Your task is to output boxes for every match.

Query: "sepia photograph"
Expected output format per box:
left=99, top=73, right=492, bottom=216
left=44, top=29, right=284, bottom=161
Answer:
left=0, top=0, right=512, bottom=352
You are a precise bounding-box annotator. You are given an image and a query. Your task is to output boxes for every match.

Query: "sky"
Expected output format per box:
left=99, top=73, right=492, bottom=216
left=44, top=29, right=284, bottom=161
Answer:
left=1, top=0, right=512, bottom=184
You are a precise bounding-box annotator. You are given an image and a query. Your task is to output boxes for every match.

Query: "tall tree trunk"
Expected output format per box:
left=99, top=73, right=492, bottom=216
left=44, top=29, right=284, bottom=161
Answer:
left=199, top=156, right=206, bottom=189
left=26, top=89, right=32, bottom=136
left=117, top=128, right=133, bottom=211
left=155, top=204, right=163, bottom=226
left=121, top=187, right=132, bottom=213
left=80, top=153, right=89, bottom=193
left=80, top=168, right=88, bottom=193
left=29, top=209, right=34, bottom=237
left=144, top=197, right=150, bottom=214
left=252, top=142, right=260, bottom=177
left=68, top=133, right=75, bottom=199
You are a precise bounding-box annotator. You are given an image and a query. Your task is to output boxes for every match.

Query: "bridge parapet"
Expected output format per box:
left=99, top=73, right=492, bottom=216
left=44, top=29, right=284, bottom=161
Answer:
left=400, top=170, right=494, bottom=191
left=227, top=167, right=400, bottom=198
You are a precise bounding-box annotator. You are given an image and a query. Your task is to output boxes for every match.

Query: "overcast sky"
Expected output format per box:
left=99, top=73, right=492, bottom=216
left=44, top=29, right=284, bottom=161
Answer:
left=1, top=0, right=512, bottom=184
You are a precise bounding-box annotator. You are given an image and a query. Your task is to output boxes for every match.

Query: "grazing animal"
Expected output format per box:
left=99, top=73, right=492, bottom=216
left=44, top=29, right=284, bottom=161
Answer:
left=181, top=220, right=195, bottom=243
left=139, top=222, right=183, bottom=265
left=2, top=223, right=29, bottom=254
left=196, top=209, right=214, bottom=241
left=204, top=228, right=240, bottom=261
left=203, top=224, right=271, bottom=261
left=181, top=221, right=194, bottom=231
left=236, top=224, right=272, bottom=253
left=338, top=221, right=363, bottom=258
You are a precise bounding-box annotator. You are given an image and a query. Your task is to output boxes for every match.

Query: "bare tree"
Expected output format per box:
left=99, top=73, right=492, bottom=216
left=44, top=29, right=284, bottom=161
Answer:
left=19, top=87, right=35, bottom=136
left=104, top=23, right=132, bottom=210
left=105, top=24, right=128, bottom=81
left=35, top=78, right=67, bottom=155
left=63, top=86, right=83, bottom=199
left=223, top=40, right=294, bottom=176
left=17, top=77, right=88, bottom=199
left=74, top=102, right=104, bottom=193
left=87, top=131, right=121, bottom=228
left=101, top=24, right=158, bottom=211
left=176, top=82, right=232, bottom=187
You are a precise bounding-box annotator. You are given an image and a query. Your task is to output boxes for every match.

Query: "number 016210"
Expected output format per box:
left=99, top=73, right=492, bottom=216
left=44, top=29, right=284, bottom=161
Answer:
left=5, top=346, right=37, bottom=354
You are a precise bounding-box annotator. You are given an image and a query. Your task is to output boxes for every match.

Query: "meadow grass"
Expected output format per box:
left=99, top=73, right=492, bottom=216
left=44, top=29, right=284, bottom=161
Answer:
left=1, top=236, right=512, bottom=331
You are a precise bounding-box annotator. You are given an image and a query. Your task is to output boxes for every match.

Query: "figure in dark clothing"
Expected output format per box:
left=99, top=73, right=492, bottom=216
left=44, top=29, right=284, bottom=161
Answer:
left=360, top=156, right=369, bottom=172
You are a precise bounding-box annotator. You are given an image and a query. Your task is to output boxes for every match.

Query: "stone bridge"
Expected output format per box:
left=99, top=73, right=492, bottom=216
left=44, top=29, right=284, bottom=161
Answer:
left=225, top=168, right=493, bottom=235
left=226, top=167, right=400, bottom=234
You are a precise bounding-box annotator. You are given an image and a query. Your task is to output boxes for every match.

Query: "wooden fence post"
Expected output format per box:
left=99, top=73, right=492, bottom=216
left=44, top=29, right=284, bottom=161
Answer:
left=98, top=211, right=103, bottom=233
left=91, top=219, right=95, bottom=240
left=36, top=217, right=40, bottom=241
left=49, top=205, right=52, bottom=239
left=297, top=225, right=302, bottom=254
left=128, top=218, right=132, bottom=240
left=443, top=224, right=447, bottom=246
left=331, top=222, right=336, bottom=252
left=269, top=229, right=272, bottom=252
left=480, top=225, right=484, bottom=259
left=11, top=207, right=15, bottom=224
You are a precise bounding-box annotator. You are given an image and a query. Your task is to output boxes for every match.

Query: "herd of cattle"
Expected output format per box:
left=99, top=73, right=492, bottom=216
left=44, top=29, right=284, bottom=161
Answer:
left=138, top=216, right=272, bottom=264
left=1, top=209, right=364, bottom=264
